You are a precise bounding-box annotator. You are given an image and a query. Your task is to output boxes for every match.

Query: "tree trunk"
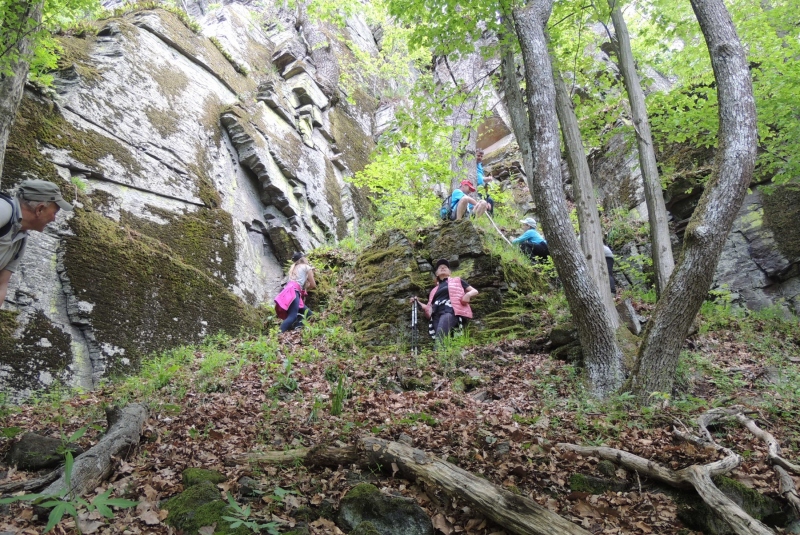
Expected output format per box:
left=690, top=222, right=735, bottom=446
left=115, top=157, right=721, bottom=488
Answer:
left=552, top=66, right=619, bottom=328
left=499, top=18, right=534, bottom=183
left=42, top=404, right=148, bottom=499
left=630, top=0, right=758, bottom=401
left=608, top=3, right=675, bottom=296
left=0, top=0, right=44, bottom=186
left=513, top=0, right=623, bottom=397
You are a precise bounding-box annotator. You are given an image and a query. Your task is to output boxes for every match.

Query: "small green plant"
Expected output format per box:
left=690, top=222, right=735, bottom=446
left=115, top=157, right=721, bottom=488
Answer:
left=0, top=452, right=138, bottom=532
left=222, top=492, right=279, bottom=534
left=397, top=412, right=438, bottom=427
left=308, top=395, right=323, bottom=423
left=330, top=374, right=347, bottom=416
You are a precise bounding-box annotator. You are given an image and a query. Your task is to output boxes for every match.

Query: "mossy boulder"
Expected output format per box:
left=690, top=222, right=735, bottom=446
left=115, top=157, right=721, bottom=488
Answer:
left=6, top=433, right=84, bottom=471
left=676, top=476, right=795, bottom=534
left=551, top=342, right=583, bottom=364
left=162, top=481, right=250, bottom=535
left=182, top=468, right=227, bottom=488
left=352, top=222, right=548, bottom=346
left=336, top=483, right=433, bottom=535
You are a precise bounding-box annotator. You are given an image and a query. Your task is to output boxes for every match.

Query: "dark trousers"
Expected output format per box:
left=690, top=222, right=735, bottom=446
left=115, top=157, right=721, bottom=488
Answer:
left=433, top=312, right=460, bottom=339
left=606, top=256, right=616, bottom=293
left=280, top=292, right=312, bottom=332
left=521, top=241, right=549, bottom=261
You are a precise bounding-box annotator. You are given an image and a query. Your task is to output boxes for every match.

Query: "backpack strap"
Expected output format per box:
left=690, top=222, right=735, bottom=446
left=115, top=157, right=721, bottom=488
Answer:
left=0, top=192, right=16, bottom=238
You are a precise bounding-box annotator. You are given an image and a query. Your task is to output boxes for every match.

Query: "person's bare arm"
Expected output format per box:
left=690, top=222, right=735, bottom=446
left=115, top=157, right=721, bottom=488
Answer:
left=0, top=270, right=12, bottom=305
left=461, top=286, right=479, bottom=304
left=304, top=267, right=317, bottom=290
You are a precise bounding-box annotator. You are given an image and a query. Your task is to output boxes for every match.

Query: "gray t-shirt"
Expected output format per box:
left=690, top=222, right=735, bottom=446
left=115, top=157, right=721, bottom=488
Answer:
left=290, top=264, right=311, bottom=289
left=0, top=196, right=27, bottom=273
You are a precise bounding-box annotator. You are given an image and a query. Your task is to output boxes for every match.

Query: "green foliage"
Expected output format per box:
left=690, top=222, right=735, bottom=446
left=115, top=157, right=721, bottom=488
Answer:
left=0, top=452, right=138, bottom=532
left=634, top=0, right=800, bottom=185
left=222, top=492, right=279, bottom=534
left=0, top=0, right=101, bottom=86
left=330, top=374, right=347, bottom=416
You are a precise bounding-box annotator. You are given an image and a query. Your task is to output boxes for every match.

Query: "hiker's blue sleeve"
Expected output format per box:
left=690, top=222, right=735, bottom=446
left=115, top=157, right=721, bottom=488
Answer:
left=476, top=162, right=484, bottom=187
left=512, top=229, right=534, bottom=244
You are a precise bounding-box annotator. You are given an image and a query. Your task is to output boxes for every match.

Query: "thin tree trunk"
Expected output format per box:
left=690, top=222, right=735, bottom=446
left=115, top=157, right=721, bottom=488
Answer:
left=630, top=0, right=758, bottom=401
left=608, top=2, right=674, bottom=296
left=499, top=18, right=534, bottom=183
left=513, top=0, right=623, bottom=397
left=0, top=0, right=44, bottom=186
left=552, top=66, right=618, bottom=328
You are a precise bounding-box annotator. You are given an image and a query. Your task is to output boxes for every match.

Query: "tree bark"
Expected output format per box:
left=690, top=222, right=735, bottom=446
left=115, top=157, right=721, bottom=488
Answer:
left=42, top=404, right=147, bottom=499
left=630, top=0, right=758, bottom=401
left=608, top=2, right=675, bottom=296
left=225, top=445, right=359, bottom=468
left=499, top=17, right=534, bottom=183
left=552, top=66, right=619, bottom=327
left=513, top=0, right=623, bottom=397
left=0, top=0, right=44, bottom=186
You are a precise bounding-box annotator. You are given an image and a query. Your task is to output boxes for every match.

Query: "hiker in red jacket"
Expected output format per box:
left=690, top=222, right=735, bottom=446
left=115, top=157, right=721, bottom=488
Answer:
left=412, top=258, right=478, bottom=339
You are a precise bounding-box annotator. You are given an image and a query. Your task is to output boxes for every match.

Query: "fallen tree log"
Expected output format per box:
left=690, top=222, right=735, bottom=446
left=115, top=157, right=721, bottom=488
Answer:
left=40, top=403, right=147, bottom=499
left=232, top=437, right=590, bottom=535
left=224, top=445, right=358, bottom=468
left=360, top=436, right=590, bottom=535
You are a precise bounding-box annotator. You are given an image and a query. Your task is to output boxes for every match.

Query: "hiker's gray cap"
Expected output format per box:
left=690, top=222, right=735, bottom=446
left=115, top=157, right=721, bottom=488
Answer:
left=520, top=217, right=537, bottom=227
left=18, top=180, right=73, bottom=211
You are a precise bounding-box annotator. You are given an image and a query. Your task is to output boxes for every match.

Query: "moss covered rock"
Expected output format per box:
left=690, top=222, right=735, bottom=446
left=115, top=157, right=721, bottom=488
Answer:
left=163, top=481, right=250, bottom=535
left=182, top=468, right=227, bottom=488
left=63, top=210, right=261, bottom=374
left=568, top=473, right=628, bottom=494
left=336, top=483, right=433, bottom=535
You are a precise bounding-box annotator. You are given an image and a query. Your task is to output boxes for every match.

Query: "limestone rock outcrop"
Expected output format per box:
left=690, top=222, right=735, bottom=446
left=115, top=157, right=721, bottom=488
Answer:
left=0, top=4, right=375, bottom=399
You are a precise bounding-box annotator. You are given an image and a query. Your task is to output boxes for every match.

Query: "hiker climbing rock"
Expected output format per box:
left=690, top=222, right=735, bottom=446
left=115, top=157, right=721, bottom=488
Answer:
left=1, top=180, right=73, bottom=305
left=513, top=217, right=549, bottom=261
left=412, top=258, right=478, bottom=340
left=274, top=252, right=316, bottom=332
left=451, top=180, right=490, bottom=221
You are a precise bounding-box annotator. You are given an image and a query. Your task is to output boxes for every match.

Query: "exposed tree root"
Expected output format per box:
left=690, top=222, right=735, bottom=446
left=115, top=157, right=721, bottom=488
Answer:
left=40, top=403, right=148, bottom=499
left=560, top=406, right=787, bottom=535
left=0, top=468, right=61, bottom=494
left=232, top=436, right=591, bottom=535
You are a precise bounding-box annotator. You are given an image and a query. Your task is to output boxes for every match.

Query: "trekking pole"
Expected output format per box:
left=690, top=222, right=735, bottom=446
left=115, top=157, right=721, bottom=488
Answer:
left=485, top=212, right=513, bottom=246
left=411, top=299, right=418, bottom=357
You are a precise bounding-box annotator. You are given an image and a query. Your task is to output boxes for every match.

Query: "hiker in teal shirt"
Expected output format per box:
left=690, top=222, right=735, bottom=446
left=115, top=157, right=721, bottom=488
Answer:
left=513, top=217, right=549, bottom=260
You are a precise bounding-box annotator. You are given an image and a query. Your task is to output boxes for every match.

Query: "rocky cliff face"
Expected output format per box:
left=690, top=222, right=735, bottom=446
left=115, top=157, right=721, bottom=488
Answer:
left=0, top=3, right=376, bottom=399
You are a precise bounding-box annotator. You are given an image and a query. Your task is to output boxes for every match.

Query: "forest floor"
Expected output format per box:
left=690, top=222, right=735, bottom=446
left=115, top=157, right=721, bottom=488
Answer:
left=2, top=259, right=800, bottom=535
